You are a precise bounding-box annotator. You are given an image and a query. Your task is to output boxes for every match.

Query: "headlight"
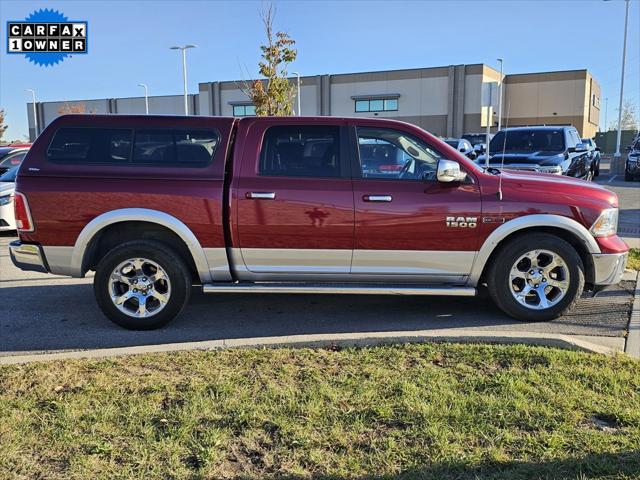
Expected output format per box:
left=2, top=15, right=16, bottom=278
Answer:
left=590, top=208, right=618, bottom=237
left=0, top=195, right=12, bottom=206
left=538, top=165, right=562, bottom=174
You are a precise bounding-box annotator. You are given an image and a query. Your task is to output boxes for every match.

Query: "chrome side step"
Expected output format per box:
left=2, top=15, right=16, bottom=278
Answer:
left=202, top=283, right=476, bottom=296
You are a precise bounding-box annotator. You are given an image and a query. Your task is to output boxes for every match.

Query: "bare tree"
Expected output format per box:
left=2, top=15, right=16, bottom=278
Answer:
left=0, top=108, right=8, bottom=141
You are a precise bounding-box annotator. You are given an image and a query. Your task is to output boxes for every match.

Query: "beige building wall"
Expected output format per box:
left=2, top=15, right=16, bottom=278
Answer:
left=503, top=70, right=598, bottom=137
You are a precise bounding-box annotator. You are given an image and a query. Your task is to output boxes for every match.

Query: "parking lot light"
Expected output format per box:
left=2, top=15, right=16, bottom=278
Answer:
left=137, top=83, right=149, bottom=114
left=614, top=0, right=630, bottom=160
left=497, top=59, right=503, bottom=131
left=170, top=45, right=197, bottom=115
left=25, top=89, right=38, bottom=138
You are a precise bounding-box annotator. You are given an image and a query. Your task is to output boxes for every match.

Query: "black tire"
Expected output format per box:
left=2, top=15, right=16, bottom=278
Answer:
left=624, top=169, right=633, bottom=182
left=487, top=233, right=584, bottom=322
left=94, top=240, right=191, bottom=330
left=593, top=163, right=600, bottom=177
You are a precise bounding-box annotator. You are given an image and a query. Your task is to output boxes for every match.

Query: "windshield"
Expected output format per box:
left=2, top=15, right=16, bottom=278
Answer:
left=462, top=134, right=488, bottom=146
left=444, top=140, right=458, bottom=148
left=0, top=166, right=18, bottom=182
left=633, top=139, right=640, bottom=151
left=490, top=129, right=565, bottom=152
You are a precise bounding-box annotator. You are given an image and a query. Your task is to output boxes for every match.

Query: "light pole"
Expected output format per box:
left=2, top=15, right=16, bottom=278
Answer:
left=137, top=83, right=149, bottom=114
left=604, top=97, right=608, bottom=132
left=614, top=0, right=630, bottom=162
left=292, top=72, right=301, bottom=115
left=25, top=89, right=38, bottom=139
left=497, top=58, right=504, bottom=131
left=170, top=45, right=197, bottom=115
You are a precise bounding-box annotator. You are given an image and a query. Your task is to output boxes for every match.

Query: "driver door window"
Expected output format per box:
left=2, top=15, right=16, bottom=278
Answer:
left=356, top=127, right=440, bottom=181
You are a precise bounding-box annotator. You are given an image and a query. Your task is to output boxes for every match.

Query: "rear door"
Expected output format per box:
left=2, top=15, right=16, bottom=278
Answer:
left=350, top=122, right=482, bottom=282
left=232, top=118, right=354, bottom=279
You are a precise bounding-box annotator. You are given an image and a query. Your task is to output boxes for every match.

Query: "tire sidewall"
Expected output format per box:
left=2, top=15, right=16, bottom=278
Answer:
left=488, top=234, right=584, bottom=322
left=94, top=240, right=191, bottom=330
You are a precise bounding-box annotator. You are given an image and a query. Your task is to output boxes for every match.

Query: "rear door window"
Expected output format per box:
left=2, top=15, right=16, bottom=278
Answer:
left=259, top=125, right=342, bottom=178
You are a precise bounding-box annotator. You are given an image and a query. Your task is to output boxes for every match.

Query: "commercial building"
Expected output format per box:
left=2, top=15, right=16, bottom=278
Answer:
left=27, top=64, right=601, bottom=140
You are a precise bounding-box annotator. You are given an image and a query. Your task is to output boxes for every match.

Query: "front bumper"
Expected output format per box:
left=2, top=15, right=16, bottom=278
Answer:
left=626, top=159, right=640, bottom=174
left=9, top=240, right=49, bottom=273
left=592, top=252, right=628, bottom=285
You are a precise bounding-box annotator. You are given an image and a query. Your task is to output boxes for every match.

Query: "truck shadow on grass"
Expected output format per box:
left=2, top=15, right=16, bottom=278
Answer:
left=0, top=280, right=633, bottom=353
left=271, top=450, right=640, bottom=479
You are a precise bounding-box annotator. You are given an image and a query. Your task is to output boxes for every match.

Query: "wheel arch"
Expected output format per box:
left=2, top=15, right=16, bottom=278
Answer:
left=70, top=208, right=212, bottom=283
left=468, top=214, right=599, bottom=287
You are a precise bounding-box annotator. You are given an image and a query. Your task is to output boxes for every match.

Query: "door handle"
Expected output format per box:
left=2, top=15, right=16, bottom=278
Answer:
left=363, top=195, right=392, bottom=202
left=247, top=192, right=276, bottom=200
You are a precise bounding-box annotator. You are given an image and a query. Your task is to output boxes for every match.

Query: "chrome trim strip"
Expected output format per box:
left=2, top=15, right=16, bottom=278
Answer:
left=351, top=250, right=476, bottom=276
left=203, top=283, right=476, bottom=296
left=70, top=208, right=216, bottom=282
left=247, top=192, right=276, bottom=200
left=364, top=195, right=393, bottom=202
left=468, top=214, right=601, bottom=287
left=592, top=252, right=628, bottom=285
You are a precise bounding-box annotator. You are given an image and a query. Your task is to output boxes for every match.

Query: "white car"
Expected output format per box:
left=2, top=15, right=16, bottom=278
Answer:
left=0, top=166, right=18, bottom=231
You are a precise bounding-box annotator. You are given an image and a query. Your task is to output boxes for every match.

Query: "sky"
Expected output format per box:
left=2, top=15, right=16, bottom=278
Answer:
left=0, top=0, right=639, bottom=140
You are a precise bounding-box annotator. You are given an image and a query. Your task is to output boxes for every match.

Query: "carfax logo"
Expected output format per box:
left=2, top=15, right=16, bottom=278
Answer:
left=6, top=8, right=88, bottom=66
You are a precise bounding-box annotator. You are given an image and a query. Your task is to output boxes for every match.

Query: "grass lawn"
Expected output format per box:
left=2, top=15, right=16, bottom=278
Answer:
left=627, top=248, right=640, bottom=271
left=1, top=343, right=639, bottom=479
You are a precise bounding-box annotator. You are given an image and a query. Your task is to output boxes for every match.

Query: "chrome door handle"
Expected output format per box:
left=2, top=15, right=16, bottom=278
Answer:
left=247, top=192, right=276, bottom=200
left=363, top=195, right=392, bottom=202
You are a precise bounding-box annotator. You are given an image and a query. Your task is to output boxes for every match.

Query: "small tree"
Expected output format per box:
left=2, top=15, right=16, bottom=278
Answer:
left=619, top=101, right=638, bottom=131
left=0, top=109, right=8, bottom=141
left=58, top=102, right=96, bottom=114
left=243, top=5, right=297, bottom=116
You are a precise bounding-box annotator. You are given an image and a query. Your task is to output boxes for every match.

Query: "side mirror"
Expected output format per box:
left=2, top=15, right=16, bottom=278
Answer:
left=595, top=147, right=601, bottom=152
left=571, top=143, right=588, bottom=153
left=437, top=159, right=467, bottom=183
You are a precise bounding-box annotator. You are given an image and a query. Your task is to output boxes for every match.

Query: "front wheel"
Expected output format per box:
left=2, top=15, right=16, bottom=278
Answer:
left=487, top=233, right=584, bottom=321
left=94, top=240, right=192, bottom=330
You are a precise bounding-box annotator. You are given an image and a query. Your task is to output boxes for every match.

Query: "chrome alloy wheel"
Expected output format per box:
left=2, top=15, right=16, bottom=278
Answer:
left=509, top=249, right=570, bottom=310
left=108, top=258, right=171, bottom=318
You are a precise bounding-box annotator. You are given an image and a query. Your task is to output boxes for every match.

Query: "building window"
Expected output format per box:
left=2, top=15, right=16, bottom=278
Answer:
left=354, top=98, right=398, bottom=113
left=233, top=104, right=256, bottom=117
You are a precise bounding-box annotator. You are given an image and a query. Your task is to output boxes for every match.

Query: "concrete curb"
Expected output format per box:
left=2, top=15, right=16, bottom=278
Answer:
left=624, top=271, right=640, bottom=358
left=0, top=329, right=623, bottom=365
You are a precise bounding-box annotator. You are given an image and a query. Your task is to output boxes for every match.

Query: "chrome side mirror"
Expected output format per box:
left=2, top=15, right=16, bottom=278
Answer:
left=573, top=143, right=588, bottom=153
left=437, top=159, right=467, bottom=183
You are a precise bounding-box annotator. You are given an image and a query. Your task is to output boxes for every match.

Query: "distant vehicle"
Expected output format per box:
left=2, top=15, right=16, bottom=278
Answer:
left=582, top=138, right=601, bottom=177
left=0, top=147, right=29, bottom=175
left=477, top=126, right=592, bottom=180
left=0, top=165, right=18, bottom=231
left=625, top=137, right=640, bottom=182
left=462, top=133, right=493, bottom=147
left=443, top=138, right=476, bottom=159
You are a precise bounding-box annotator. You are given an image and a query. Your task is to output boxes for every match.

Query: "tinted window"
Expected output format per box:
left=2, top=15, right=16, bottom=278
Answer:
left=175, top=131, right=218, bottom=164
left=0, top=151, right=26, bottom=168
left=357, top=127, right=440, bottom=181
left=133, top=131, right=174, bottom=163
left=489, top=129, right=565, bottom=152
left=48, top=128, right=132, bottom=163
left=0, top=166, right=18, bottom=182
left=259, top=125, right=341, bottom=178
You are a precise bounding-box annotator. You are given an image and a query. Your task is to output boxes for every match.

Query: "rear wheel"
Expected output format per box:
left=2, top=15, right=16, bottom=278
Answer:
left=94, top=240, right=191, bottom=330
left=487, top=233, right=584, bottom=321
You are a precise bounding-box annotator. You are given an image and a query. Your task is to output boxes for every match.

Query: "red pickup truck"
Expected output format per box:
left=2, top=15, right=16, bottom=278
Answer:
left=10, top=115, right=628, bottom=329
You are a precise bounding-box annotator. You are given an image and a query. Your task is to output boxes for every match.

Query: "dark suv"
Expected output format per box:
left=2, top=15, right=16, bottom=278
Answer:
left=626, top=137, right=640, bottom=181
left=477, top=126, right=592, bottom=179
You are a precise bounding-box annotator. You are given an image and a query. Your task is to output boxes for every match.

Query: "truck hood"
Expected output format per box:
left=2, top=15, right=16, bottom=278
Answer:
left=496, top=169, right=618, bottom=207
left=481, top=150, right=565, bottom=166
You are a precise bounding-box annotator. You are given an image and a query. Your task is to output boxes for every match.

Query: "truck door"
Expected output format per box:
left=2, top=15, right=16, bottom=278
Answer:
left=232, top=119, right=354, bottom=279
left=350, top=124, right=482, bottom=282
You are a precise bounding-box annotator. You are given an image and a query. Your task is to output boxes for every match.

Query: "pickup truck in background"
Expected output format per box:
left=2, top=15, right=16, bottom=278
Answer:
left=10, top=115, right=628, bottom=330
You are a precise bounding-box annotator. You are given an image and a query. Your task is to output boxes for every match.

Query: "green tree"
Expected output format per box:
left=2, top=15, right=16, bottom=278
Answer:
left=244, top=5, right=297, bottom=116
left=0, top=109, right=8, bottom=141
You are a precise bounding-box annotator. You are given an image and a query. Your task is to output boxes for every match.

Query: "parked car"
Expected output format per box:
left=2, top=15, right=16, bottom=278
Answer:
left=625, top=137, right=640, bottom=181
left=0, top=165, right=18, bottom=231
left=0, top=147, right=29, bottom=175
left=582, top=138, right=601, bottom=177
left=477, top=126, right=592, bottom=179
left=443, top=138, right=477, bottom=159
left=462, top=133, right=493, bottom=147
left=10, top=114, right=628, bottom=329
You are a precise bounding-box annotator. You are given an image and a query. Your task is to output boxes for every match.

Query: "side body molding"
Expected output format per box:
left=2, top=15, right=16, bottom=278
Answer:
left=68, top=208, right=219, bottom=282
left=467, top=214, right=600, bottom=287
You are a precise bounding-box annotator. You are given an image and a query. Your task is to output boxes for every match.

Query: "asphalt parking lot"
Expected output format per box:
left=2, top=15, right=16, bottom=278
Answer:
left=1, top=160, right=638, bottom=361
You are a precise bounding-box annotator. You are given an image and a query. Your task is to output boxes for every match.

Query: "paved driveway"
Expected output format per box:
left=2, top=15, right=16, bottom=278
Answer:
left=1, top=231, right=634, bottom=359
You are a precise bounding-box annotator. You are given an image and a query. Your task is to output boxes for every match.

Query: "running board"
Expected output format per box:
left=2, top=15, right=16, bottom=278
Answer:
left=202, top=283, right=476, bottom=296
